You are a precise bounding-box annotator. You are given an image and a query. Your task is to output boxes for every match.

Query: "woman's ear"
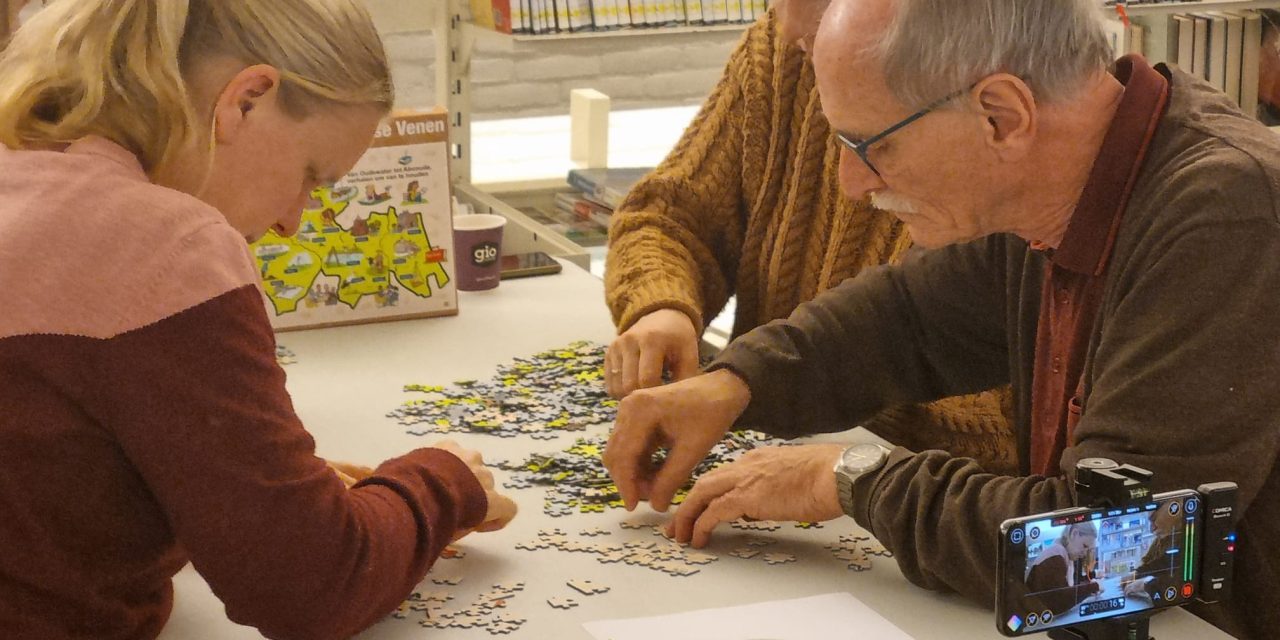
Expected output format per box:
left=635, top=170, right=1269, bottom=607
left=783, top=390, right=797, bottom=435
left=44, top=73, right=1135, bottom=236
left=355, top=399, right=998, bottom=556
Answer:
left=211, top=64, right=282, bottom=145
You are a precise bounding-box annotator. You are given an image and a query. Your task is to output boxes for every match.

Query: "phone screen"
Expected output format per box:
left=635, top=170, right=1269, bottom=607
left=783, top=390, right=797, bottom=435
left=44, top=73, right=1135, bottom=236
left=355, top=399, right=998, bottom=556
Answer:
left=996, top=489, right=1202, bottom=636
left=499, top=251, right=562, bottom=279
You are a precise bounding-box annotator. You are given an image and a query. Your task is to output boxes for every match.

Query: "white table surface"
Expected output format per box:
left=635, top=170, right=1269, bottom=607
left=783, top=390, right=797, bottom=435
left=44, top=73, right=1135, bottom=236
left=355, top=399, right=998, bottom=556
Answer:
left=159, top=260, right=1234, bottom=640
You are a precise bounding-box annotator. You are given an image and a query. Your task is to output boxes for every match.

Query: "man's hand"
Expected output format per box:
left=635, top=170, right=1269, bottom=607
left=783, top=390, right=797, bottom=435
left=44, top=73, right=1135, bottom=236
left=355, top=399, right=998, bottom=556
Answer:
left=429, top=440, right=518, bottom=541
left=603, top=369, right=751, bottom=512
left=666, top=444, right=846, bottom=548
left=605, top=308, right=700, bottom=398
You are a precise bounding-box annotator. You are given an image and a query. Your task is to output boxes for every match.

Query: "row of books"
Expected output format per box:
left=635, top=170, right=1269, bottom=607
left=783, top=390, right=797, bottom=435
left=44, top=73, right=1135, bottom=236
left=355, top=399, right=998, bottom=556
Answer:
left=521, top=194, right=610, bottom=246
left=520, top=167, right=652, bottom=246
left=1106, top=10, right=1268, bottom=118
left=1102, top=1, right=1206, bottom=5
left=470, top=0, right=767, bottom=35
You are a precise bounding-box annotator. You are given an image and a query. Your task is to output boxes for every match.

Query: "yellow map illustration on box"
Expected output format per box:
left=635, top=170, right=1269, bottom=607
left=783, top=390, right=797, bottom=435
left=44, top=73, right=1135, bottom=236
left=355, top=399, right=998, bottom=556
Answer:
left=255, top=186, right=450, bottom=316
left=249, top=109, right=457, bottom=331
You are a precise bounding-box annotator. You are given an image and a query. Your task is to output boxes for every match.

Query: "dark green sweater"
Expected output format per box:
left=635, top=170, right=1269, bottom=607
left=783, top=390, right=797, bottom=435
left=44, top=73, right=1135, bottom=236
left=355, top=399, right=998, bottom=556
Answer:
left=713, top=66, right=1280, bottom=640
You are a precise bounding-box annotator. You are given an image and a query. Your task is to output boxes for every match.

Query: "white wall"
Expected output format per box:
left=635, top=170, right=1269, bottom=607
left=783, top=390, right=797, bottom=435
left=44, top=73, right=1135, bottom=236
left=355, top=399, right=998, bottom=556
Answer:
left=385, top=29, right=741, bottom=120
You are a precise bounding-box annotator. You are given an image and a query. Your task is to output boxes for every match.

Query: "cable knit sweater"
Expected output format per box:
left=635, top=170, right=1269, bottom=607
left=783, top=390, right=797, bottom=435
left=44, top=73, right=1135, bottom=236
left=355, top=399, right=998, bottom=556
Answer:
left=604, top=11, right=1015, bottom=471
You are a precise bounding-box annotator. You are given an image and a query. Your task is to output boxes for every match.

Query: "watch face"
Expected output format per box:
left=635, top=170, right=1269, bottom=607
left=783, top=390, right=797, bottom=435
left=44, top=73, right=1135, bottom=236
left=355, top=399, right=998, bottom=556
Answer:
left=840, top=443, right=887, bottom=475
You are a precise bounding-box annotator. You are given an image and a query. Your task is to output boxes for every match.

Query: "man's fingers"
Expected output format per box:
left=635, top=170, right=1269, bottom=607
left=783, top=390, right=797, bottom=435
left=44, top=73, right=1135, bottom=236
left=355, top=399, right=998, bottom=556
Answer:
left=648, top=440, right=713, bottom=512
left=691, top=494, right=746, bottom=548
left=604, top=404, right=657, bottom=511
left=670, top=468, right=737, bottom=542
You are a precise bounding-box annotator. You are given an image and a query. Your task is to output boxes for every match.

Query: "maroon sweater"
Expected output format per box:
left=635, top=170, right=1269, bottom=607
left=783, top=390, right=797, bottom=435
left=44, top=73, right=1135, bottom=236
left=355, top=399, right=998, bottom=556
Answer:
left=0, top=137, right=487, bottom=639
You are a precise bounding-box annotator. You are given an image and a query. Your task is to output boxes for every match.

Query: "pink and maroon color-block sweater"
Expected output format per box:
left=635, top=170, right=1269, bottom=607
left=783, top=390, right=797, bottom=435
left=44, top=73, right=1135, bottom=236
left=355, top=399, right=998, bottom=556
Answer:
left=0, top=137, right=486, bottom=640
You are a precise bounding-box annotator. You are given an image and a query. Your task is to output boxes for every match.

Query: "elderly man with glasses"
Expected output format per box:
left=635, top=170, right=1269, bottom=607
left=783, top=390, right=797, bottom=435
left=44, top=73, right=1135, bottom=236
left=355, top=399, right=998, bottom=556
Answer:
left=602, top=0, right=1280, bottom=638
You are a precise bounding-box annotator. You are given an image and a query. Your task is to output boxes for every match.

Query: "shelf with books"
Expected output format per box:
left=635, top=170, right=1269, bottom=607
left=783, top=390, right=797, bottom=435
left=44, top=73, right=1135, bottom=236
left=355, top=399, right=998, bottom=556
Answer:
left=1103, top=1, right=1280, bottom=122
left=469, top=0, right=762, bottom=38
left=462, top=20, right=746, bottom=50
left=431, top=0, right=729, bottom=273
left=1108, top=0, right=1280, bottom=16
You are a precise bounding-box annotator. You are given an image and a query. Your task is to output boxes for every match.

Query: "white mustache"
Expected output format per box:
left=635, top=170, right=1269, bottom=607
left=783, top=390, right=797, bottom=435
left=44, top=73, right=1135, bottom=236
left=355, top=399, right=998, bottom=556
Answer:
left=871, top=192, right=919, bottom=214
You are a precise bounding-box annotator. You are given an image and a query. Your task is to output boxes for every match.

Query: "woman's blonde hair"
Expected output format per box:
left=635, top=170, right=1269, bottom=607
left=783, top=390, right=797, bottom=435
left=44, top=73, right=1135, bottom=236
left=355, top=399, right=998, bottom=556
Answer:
left=0, top=0, right=393, bottom=176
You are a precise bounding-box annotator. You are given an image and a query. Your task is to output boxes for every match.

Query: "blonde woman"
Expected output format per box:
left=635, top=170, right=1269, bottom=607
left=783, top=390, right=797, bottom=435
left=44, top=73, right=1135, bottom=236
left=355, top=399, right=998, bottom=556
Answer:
left=1024, top=523, right=1102, bottom=615
left=0, top=1, right=516, bottom=638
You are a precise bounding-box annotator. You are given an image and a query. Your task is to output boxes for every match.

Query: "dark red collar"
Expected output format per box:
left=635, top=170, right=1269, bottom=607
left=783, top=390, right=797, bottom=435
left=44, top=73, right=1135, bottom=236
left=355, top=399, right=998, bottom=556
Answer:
left=1053, top=55, right=1171, bottom=276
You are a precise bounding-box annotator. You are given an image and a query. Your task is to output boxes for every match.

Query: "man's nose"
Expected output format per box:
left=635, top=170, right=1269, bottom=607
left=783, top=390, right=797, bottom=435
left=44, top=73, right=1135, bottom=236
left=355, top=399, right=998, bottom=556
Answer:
left=837, top=147, right=885, bottom=200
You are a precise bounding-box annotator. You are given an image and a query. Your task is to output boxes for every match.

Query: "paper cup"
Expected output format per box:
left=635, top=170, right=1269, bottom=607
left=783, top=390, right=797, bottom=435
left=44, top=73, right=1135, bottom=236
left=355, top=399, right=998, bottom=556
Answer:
left=453, top=214, right=507, bottom=291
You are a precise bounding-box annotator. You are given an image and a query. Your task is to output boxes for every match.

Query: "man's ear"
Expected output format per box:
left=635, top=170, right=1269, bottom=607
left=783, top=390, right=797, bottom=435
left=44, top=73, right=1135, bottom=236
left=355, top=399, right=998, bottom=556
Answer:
left=211, top=64, right=281, bottom=145
left=971, top=73, right=1036, bottom=161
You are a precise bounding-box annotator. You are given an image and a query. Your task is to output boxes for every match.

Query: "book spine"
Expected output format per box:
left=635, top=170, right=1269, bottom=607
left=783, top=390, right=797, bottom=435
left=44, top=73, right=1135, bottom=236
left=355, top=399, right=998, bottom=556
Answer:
left=566, top=170, right=599, bottom=195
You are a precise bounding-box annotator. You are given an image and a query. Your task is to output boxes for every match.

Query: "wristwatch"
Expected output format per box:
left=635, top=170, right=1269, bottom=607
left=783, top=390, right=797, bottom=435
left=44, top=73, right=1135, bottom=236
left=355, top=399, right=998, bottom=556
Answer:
left=834, top=443, right=892, bottom=518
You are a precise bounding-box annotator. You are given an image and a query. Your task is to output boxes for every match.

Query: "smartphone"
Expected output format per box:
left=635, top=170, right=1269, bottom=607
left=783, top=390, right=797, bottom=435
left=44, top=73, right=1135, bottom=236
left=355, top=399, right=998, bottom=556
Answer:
left=499, top=251, right=562, bottom=279
left=996, top=489, right=1203, bottom=636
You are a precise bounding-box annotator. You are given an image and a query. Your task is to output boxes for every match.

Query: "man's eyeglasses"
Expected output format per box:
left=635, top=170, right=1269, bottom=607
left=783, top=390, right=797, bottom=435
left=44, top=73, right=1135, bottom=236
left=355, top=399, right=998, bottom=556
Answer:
left=834, top=87, right=969, bottom=178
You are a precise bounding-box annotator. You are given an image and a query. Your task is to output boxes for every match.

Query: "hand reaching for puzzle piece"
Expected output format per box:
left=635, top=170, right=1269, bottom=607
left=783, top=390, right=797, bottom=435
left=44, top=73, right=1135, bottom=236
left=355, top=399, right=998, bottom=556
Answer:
left=667, top=444, right=846, bottom=548
left=430, top=440, right=519, bottom=541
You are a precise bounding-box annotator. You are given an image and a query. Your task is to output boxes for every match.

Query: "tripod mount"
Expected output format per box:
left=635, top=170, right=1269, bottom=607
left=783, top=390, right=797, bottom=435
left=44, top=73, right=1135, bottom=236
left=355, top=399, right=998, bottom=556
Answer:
left=1046, top=458, right=1156, bottom=640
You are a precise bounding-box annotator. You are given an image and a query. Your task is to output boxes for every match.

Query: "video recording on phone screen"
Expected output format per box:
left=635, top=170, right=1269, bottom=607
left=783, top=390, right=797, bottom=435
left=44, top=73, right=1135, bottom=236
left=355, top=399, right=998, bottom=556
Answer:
left=1000, top=492, right=1202, bottom=635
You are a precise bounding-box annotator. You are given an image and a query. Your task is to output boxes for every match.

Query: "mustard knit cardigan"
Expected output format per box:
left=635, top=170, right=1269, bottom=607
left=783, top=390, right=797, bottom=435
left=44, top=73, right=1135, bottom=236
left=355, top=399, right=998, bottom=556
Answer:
left=604, top=11, right=1015, bottom=472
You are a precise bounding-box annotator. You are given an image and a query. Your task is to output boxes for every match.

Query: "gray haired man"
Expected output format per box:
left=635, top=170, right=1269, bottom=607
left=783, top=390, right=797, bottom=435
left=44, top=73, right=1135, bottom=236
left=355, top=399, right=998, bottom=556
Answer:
left=602, top=1, right=1280, bottom=638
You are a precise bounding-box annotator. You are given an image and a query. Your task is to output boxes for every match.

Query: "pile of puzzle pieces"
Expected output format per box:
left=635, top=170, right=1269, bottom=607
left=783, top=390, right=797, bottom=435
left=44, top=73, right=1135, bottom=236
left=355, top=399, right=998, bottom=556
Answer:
left=388, top=341, right=618, bottom=439
left=492, top=430, right=789, bottom=517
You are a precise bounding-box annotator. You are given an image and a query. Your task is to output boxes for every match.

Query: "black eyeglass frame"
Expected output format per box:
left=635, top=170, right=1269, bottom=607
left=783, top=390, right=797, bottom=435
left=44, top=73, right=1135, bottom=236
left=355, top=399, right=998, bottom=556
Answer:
left=834, top=87, right=969, bottom=178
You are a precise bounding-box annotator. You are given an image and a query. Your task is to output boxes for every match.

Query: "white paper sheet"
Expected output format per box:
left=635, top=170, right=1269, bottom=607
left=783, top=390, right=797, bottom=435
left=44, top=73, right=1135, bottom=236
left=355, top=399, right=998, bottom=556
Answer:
left=582, top=592, right=916, bottom=640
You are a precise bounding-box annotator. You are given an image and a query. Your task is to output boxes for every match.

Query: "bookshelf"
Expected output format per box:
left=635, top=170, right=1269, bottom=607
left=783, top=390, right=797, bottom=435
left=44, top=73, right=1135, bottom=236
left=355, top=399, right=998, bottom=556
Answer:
left=462, top=20, right=747, bottom=48
left=1111, top=0, right=1280, bottom=16
left=1102, top=0, right=1280, bottom=121
left=426, top=0, right=748, bottom=270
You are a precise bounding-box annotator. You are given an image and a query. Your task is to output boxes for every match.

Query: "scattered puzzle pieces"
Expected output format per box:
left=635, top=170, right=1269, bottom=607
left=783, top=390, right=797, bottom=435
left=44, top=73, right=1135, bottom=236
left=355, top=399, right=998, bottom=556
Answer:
left=567, top=579, right=610, bottom=595
left=825, top=533, right=892, bottom=571
left=762, top=552, right=797, bottom=565
left=547, top=596, right=579, bottom=609
left=397, top=577, right=529, bottom=634
left=516, top=524, right=718, bottom=577
left=487, top=613, right=526, bottom=635
left=275, top=345, right=297, bottom=366
left=730, top=519, right=783, bottom=532
left=490, top=581, right=526, bottom=593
